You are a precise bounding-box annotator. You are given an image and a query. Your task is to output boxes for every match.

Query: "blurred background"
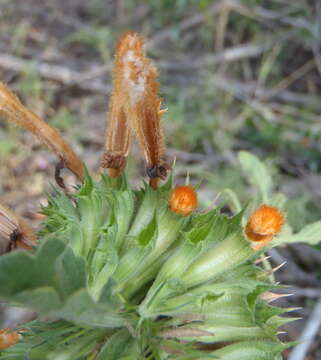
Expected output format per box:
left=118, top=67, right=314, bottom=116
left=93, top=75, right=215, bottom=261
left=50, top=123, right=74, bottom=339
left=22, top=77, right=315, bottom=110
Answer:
left=0, top=0, right=320, bottom=358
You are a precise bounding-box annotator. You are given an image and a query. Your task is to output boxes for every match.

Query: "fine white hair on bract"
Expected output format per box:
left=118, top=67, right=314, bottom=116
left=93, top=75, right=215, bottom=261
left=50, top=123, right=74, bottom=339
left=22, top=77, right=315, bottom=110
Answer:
left=122, top=45, right=150, bottom=105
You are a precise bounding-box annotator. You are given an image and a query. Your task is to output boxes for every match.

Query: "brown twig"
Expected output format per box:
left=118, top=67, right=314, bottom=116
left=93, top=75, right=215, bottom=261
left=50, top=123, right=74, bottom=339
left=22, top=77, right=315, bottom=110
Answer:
left=0, top=53, right=110, bottom=94
left=312, top=2, right=321, bottom=76
left=286, top=288, right=321, bottom=298
left=157, top=42, right=271, bottom=71
left=0, top=43, right=270, bottom=92
left=147, top=2, right=224, bottom=48
left=211, top=75, right=320, bottom=108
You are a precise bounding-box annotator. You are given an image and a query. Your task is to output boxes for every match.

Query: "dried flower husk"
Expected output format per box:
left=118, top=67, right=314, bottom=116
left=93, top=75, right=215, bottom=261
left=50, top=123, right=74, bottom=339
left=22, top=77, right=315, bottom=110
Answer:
left=102, top=33, right=133, bottom=177
left=0, top=202, right=36, bottom=251
left=0, top=83, right=84, bottom=180
left=120, top=33, right=168, bottom=188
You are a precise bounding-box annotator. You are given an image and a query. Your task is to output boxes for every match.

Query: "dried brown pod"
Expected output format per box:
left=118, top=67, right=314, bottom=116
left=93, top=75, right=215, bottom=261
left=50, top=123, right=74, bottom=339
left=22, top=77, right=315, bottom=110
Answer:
left=120, top=32, right=169, bottom=188
left=0, top=83, right=84, bottom=181
left=102, top=33, right=133, bottom=178
left=0, top=202, right=36, bottom=252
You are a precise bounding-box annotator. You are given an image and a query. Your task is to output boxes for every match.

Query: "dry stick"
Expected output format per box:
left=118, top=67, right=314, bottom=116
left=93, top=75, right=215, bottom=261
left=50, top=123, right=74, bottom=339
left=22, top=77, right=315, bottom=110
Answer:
left=147, top=2, right=224, bottom=48
left=312, top=2, right=321, bottom=77
left=0, top=44, right=267, bottom=88
left=288, top=297, right=321, bottom=360
left=215, top=1, right=231, bottom=52
left=287, top=288, right=321, bottom=298
left=72, top=40, right=273, bottom=79
left=3, top=52, right=313, bottom=108
left=211, top=75, right=320, bottom=108
left=0, top=53, right=109, bottom=94
left=267, top=59, right=315, bottom=98
left=253, top=5, right=313, bottom=30
left=157, top=42, right=270, bottom=71
left=217, top=1, right=319, bottom=83
left=0, top=42, right=272, bottom=93
left=226, top=1, right=312, bottom=31
left=0, top=54, right=80, bottom=84
left=0, top=46, right=317, bottom=110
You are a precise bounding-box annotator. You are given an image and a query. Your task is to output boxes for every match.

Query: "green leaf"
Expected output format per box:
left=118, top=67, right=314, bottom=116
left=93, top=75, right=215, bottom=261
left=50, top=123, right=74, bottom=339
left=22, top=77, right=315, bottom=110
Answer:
left=186, top=218, right=216, bottom=244
left=246, top=285, right=274, bottom=316
left=90, top=247, right=119, bottom=301
left=90, top=225, right=118, bottom=279
left=138, top=229, right=208, bottom=316
left=270, top=192, right=287, bottom=209
left=178, top=323, right=268, bottom=344
left=55, top=246, right=87, bottom=298
left=77, top=168, right=94, bottom=196
left=0, top=238, right=93, bottom=316
left=0, top=320, right=103, bottom=360
left=239, top=151, right=272, bottom=203
left=96, top=329, right=132, bottom=360
left=57, top=289, right=126, bottom=328
left=76, top=179, right=107, bottom=257
left=40, top=188, right=79, bottom=236
left=127, top=185, right=160, bottom=239
left=287, top=220, right=321, bottom=245
left=222, top=188, right=242, bottom=213
left=0, top=251, right=36, bottom=296
left=0, top=172, right=293, bottom=359
left=108, top=190, right=135, bottom=250
left=15, top=287, right=62, bottom=312
left=137, top=211, right=158, bottom=247
left=212, top=340, right=290, bottom=359
left=161, top=339, right=219, bottom=359
left=34, top=237, right=66, bottom=287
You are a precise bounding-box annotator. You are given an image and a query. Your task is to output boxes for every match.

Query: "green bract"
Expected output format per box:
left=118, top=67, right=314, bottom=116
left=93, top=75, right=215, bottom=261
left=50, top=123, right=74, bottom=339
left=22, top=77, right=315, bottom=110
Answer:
left=0, top=169, right=296, bottom=360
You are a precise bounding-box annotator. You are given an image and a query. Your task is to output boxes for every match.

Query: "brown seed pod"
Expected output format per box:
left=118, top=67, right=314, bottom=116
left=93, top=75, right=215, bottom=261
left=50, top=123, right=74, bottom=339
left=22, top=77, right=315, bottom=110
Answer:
left=0, top=202, right=36, bottom=252
left=245, top=204, right=284, bottom=250
left=0, top=83, right=84, bottom=181
left=120, top=32, right=168, bottom=188
left=102, top=33, right=133, bottom=178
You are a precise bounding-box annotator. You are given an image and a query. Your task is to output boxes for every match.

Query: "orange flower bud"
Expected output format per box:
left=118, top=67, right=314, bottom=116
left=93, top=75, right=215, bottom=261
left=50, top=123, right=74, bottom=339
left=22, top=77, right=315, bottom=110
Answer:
left=245, top=205, right=284, bottom=250
left=0, top=329, right=21, bottom=350
left=169, top=186, right=198, bottom=216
